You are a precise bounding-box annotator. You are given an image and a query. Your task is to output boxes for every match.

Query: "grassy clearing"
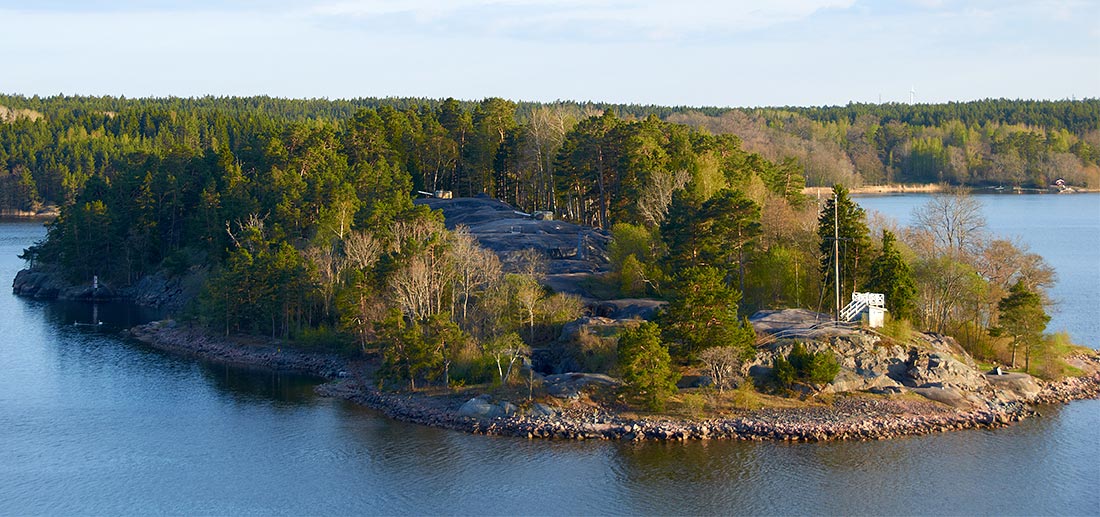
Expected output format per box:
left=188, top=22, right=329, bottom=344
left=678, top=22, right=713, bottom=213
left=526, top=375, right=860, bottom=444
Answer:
left=1030, top=332, right=1092, bottom=380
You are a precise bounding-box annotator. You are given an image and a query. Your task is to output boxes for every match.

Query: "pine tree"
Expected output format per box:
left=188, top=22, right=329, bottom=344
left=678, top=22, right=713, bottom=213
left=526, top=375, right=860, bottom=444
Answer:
left=658, top=266, right=755, bottom=360
left=617, top=322, right=679, bottom=411
left=993, top=280, right=1050, bottom=371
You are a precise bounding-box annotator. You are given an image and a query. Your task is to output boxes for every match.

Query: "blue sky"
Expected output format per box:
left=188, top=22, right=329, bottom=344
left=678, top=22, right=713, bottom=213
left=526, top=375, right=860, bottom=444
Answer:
left=1, top=0, right=1097, bottom=107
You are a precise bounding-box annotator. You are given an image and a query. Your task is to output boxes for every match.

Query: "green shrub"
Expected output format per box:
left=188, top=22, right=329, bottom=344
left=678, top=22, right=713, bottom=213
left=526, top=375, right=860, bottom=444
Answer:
left=451, top=353, right=498, bottom=385
left=680, top=392, right=706, bottom=419
left=774, top=342, right=840, bottom=387
left=773, top=354, right=795, bottom=386
left=619, top=254, right=647, bottom=297
left=560, top=328, right=619, bottom=374
left=294, top=325, right=355, bottom=353
left=880, top=316, right=913, bottom=343
left=804, top=349, right=840, bottom=384
left=617, top=321, right=680, bottom=411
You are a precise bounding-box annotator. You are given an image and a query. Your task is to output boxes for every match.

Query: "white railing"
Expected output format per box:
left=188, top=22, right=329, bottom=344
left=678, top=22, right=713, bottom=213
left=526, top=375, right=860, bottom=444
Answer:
left=851, top=291, right=885, bottom=308
left=839, top=299, right=868, bottom=322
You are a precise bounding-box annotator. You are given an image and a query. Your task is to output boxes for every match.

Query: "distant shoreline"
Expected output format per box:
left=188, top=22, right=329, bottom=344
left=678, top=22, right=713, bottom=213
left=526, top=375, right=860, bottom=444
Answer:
left=804, top=184, right=1097, bottom=196
left=128, top=320, right=1100, bottom=443
left=0, top=208, right=59, bottom=220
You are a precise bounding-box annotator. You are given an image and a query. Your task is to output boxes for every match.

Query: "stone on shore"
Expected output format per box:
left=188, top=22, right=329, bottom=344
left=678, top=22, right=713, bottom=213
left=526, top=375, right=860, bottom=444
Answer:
left=544, top=372, right=621, bottom=399
left=457, top=396, right=520, bottom=419
left=910, top=386, right=972, bottom=408
left=986, top=372, right=1042, bottom=401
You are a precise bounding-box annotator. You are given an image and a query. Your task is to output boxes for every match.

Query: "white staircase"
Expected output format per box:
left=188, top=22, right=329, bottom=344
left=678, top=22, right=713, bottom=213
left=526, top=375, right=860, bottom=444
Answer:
left=839, top=292, right=885, bottom=322
left=839, top=299, right=867, bottom=322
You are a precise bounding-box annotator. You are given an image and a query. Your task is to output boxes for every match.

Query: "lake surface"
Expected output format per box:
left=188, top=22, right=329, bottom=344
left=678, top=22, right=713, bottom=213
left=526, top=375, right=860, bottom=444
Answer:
left=1, top=194, right=1098, bottom=516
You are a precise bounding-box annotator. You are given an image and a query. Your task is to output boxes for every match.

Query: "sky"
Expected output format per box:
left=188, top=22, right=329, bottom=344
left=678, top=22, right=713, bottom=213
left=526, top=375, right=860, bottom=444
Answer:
left=1, top=0, right=1097, bottom=107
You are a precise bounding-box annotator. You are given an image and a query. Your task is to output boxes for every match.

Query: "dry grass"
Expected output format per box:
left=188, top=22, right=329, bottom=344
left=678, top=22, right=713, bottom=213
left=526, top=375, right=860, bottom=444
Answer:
left=1031, top=332, right=1091, bottom=380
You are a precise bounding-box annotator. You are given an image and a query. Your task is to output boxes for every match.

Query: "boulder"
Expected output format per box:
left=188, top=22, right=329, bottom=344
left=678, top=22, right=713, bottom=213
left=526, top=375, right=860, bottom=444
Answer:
left=986, top=372, right=1042, bottom=401
left=558, top=316, right=622, bottom=343
left=544, top=372, right=621, bottom=399
left=910, top=386, right=972, bottom=408
left=823, top=369, right=902, bottom=394
left=497, top=402, right=518, bottom=418
left=593, top=299, right=667, bottom=320
left=457, top=396, right=496, bottom=418
left=526, top=403, right=557, bottom=417
left=457, top=396, right=521, bottom=419
left=677, top=375, right=714, bottom=389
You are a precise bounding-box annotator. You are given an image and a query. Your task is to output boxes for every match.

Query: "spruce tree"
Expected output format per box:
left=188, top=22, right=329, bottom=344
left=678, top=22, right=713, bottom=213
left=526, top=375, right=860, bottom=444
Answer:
left=866, top=229, right=917, bottom=320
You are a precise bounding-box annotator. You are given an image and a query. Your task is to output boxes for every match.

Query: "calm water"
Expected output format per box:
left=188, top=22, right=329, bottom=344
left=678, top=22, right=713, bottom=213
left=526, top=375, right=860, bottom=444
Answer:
left=856, top=192, right=1100, bottom=350
left=0, top=196, right=1098, bottom=515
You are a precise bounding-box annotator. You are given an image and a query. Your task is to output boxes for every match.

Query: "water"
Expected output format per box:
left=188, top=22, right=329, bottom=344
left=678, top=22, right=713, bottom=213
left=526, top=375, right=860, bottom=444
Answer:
left=0, top=197, right=1098, bottom=515
left=856, top=192, right=1100, bottom=349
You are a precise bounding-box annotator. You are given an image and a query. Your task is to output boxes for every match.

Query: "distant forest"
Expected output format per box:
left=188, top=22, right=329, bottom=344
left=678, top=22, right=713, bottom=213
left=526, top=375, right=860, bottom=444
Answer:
left=1, top=95, right=1097, bottom=217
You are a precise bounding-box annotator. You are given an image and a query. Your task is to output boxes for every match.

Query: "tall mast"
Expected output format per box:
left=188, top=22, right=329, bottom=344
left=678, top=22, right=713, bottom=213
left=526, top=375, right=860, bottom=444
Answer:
left=834, top=194, right=841, bottom=321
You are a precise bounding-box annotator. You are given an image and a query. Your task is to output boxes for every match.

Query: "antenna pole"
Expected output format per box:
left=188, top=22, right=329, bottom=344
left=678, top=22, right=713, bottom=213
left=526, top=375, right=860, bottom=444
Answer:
left=834, top=194, right=841, bottom=321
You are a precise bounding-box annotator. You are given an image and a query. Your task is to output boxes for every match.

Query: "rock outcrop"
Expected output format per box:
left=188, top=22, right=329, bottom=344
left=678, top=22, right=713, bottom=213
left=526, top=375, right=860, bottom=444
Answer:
left=415, top=196, right=610, bottom=275
left=13, top=266, right=205, bottom=310
left=13, top=267, right=120, bottom=301
left=747, top=309, right=1036, bottom=406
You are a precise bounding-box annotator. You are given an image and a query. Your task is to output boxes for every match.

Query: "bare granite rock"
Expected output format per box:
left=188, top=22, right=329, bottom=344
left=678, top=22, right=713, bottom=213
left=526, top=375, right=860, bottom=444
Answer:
left=904, top=349, right=990, bottom=391
left=415, top=196, right=610, bottom=275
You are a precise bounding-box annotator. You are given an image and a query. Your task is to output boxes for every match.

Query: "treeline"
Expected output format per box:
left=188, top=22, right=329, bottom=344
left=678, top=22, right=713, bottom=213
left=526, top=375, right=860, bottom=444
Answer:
left=4, top=95, right=1096, bottom=215
left=670, top=99, right=1100, bottom=189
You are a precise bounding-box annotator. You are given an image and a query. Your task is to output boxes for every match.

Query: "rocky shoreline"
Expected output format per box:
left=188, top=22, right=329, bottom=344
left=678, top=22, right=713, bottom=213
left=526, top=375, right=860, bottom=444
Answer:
left=128, top=321, right=1100, bottom=443
left=13, top=267, right=204, bottom=312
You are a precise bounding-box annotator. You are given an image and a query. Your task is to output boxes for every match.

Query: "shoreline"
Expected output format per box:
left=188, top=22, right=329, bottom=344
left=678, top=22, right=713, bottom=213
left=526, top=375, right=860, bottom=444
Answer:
left=803, top=184, right=1098, bottom=196
left=128, top=321, right=1100, bottom=442
left=0, top=208, right=59, bottom=220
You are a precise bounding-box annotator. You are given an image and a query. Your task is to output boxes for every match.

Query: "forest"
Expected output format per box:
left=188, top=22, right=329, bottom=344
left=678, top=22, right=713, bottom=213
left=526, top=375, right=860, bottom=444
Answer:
left=2, top=95, right=1097, bottom=217
left=2, top=94, right=1081, bottom=404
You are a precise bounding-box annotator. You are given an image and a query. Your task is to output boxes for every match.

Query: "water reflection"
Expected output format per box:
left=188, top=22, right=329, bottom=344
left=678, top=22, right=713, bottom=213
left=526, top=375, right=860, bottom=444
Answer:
left=35, top=299, right=165, bottom=329
left=196, top=361, right=325, bottom=407
left=1, top=209, right=1097, bottom=515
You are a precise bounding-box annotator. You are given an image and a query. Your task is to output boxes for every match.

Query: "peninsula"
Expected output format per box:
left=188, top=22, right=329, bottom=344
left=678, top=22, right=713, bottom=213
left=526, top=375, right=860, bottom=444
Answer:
left=7, top=94, right=1100, bottom=441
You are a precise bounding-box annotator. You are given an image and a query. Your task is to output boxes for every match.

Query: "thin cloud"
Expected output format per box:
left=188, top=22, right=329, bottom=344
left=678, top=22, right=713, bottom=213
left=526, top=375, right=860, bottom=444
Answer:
left=308, top=0, right=856, bottom=39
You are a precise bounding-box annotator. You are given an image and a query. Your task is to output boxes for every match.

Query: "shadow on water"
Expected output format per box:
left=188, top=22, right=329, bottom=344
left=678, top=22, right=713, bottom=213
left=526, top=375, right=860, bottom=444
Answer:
left=32, top=298, right=165, bottom=329
left=195, top=360, right=325, bottom=407
left=25, top=295, right=326, bottom=408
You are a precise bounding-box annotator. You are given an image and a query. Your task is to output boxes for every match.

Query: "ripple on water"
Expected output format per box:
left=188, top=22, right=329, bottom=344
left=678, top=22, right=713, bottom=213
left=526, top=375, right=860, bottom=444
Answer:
left=0, top=204, right=1098, bottom=515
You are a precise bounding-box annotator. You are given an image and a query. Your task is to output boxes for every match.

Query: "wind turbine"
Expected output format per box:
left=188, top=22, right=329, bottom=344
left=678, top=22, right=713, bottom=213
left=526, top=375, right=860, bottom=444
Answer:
left=909, top=86, right=916, bottom=105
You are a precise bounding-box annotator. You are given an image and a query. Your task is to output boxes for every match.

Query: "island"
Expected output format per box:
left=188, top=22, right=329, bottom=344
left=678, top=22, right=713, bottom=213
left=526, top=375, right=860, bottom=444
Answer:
left=7, top=95, right=1100, bottom=441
